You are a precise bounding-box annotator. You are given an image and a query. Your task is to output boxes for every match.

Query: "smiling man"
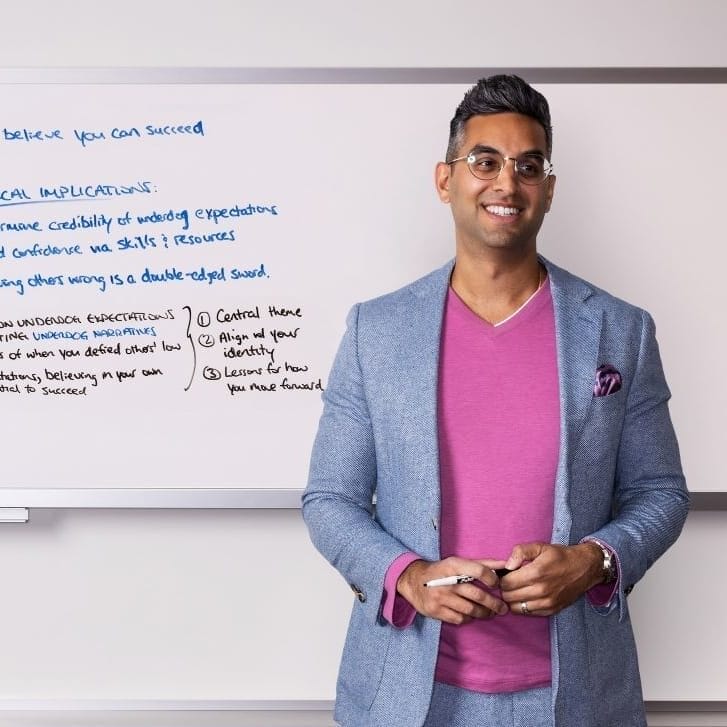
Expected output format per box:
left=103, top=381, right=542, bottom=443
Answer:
left=303, top=75, right=688, bottom=727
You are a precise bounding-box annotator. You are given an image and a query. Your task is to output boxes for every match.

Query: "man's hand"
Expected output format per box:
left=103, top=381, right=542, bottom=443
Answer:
left=499, top=542, right=604, bottom=616
left=396, top=557, right=509, bottom=625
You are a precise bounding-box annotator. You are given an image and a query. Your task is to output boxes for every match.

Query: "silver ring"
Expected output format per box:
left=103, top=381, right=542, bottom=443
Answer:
left=520, top=601, right=530, bottom=615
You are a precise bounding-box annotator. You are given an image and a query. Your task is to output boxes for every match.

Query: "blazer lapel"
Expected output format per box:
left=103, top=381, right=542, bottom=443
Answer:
left=542, top=257, right=602, bottom=545
left=395, top=261, right=452, bottom=555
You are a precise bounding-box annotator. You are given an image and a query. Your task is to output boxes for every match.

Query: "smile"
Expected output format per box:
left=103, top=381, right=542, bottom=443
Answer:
left=485, top=205, right=520, bottom=216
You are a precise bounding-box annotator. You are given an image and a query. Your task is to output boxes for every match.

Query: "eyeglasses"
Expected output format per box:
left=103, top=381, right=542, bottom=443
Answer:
left=448, top=149, right=553, bottom=185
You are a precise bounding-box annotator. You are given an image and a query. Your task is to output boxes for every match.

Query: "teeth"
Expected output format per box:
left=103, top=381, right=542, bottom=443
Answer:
left=486, top=205, right=519, bottom=216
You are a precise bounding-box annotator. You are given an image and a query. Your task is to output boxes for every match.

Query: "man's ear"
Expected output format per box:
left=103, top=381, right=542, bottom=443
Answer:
left=435, top=161, right=452, bottom=203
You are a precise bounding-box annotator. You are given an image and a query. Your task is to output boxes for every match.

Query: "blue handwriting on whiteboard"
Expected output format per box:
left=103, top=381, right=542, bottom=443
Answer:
left=48, top=212, right=113, bottom=234
left=136, top=208, right=190, bottom=230
left=74, top=121, right=204, bottom=147
left=0, top=188, right=31, bottom=202
left=39, top=182, right=153, bottom=200
left=2, top=128, right=63, bottom=143
left=0, top=264, right=269, bottom=296
left=93, top=326, right=157, bottom=339
left=7, top=243, right=83, bottom=259
left=196, top=204, right=278, bottom=224
left=0, top=219, right=42, bottom=232
left=173, top=229, right=236, bottom=246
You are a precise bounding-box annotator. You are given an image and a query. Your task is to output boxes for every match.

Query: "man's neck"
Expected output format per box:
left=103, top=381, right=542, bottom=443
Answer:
left=450, top=252, right=544, bottom=325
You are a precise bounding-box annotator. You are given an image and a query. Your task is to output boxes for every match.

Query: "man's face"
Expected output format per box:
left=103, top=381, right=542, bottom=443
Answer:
left=435, top=112, right=555, bottom=258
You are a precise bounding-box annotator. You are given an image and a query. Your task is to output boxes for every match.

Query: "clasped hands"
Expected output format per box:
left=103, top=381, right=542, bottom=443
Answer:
left=396, top=541, right=604, bottom=625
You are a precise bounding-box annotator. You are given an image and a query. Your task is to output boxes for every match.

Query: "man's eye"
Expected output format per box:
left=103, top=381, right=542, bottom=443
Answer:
left=472, top=155, right=499, bottom=169
left=518, top=158, right=545, bottom=177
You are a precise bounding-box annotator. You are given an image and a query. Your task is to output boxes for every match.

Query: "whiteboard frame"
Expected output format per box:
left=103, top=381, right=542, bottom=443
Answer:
left=0, top=489, right=721, bottom=510
left=0, top=67, right=725, bottom=84
left=0, top=697, right=723, bottom=714
left=0, top=67, right=723, bottom=510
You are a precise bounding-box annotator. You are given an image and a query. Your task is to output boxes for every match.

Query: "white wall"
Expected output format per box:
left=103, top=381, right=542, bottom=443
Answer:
left=0, top=509, right=350, bottom=701
left=0, top=2, right=725, bottom=723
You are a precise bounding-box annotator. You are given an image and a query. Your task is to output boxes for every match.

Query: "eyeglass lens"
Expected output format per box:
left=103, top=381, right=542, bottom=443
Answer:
left=467, top=152, right=549, bottom=184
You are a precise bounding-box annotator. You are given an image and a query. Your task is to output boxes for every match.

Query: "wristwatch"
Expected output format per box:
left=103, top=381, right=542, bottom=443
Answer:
left=598, top=544, right=617, bottom=584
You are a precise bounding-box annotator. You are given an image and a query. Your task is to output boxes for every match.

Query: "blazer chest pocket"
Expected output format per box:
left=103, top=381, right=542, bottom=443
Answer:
left=578, top=391, right=627, bottom=460
left=590, top=389, right=626, bottom=421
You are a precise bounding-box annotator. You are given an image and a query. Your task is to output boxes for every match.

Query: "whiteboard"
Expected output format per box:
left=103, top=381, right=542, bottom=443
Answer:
left=0, top=81, right=723, bottom=490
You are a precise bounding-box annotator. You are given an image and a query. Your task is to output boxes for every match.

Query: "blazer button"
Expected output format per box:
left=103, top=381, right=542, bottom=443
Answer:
left=349, top=583, right=366, bottom=603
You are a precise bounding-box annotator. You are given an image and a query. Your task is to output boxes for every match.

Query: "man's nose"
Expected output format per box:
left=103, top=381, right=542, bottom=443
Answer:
left=492, top=157, right=519, bottom=193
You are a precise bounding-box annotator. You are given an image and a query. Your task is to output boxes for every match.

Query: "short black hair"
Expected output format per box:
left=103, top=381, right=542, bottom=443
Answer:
left=446, top=75, right=553, bottom=161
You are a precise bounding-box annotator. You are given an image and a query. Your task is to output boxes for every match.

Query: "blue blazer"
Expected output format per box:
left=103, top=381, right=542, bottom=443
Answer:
left=303, top=257, right=688, bottom=727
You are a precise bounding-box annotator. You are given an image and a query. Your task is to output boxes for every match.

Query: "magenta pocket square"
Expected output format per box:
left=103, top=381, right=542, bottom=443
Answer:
left=594, top=364, right=622, bottom=397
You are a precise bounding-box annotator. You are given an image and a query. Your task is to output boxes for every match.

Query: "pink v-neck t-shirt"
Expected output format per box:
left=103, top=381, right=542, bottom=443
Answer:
left=435, top=279, right=560, bottom=692
left=383, top=278, right=561, bottom=693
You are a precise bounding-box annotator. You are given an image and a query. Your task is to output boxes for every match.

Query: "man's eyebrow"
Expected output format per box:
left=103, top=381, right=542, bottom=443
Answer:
left=468, top=144, right=547, bottom=158
left=521, top=148, right=547, bottom=158
left=469, top=144, right=500, bottom=155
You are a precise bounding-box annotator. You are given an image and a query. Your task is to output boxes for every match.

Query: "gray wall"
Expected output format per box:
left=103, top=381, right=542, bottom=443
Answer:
left=0, top=0, right=725, bottom=68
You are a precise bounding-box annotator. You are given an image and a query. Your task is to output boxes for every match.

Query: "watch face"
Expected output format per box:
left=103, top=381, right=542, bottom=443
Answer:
left=600, top=546, right=616, bottom=583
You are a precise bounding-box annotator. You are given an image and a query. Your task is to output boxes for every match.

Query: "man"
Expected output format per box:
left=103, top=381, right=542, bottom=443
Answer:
left=302, top=75, right=688, bottom=727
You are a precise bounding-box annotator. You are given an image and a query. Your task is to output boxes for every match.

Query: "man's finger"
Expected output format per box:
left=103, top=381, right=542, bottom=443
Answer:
left=509, top=598, right=553, bottom=617
left=505, top=541, right=546, bottom=570
left=456, top=583, right=509, bottom=616
left=476, top=559, right=508, bottom=586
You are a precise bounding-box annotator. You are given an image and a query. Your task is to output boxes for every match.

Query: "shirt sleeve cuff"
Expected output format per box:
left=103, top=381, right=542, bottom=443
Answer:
left=381, top=552, right=421, bottom=628
left=581, top=537, right=620, bottom=607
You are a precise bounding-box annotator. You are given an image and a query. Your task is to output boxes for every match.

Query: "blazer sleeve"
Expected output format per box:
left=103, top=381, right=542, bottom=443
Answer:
left=586, top=309, right=689, bottom=621
left=301, top=304, right=414, bottom=625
